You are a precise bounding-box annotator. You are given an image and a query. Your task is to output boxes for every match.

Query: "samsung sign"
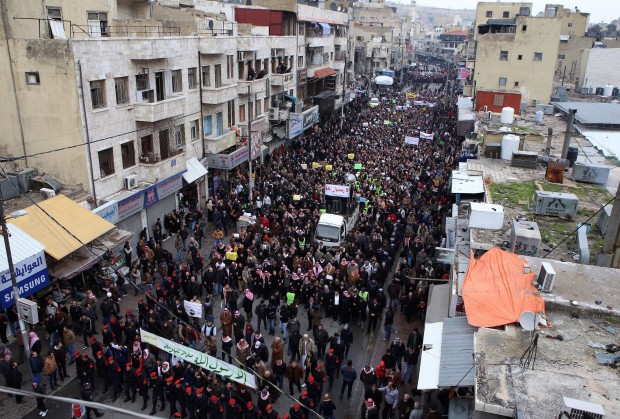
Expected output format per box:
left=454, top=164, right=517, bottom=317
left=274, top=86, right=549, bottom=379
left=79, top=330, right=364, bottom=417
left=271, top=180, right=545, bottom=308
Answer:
left=0, top=251, right=50, bottom=309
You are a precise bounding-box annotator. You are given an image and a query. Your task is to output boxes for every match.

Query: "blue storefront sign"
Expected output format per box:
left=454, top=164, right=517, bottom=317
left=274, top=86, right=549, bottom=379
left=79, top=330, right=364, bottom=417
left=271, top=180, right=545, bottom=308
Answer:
left=116, top=171, right=185, bottom=220
left=0, top=251, right=50, bottom=309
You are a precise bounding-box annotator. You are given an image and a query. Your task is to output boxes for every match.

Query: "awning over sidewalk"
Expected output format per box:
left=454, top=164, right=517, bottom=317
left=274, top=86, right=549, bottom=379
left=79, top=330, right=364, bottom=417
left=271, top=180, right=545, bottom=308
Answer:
left=48, top=246, right=104, bottom=280
left=438, top=316, right=476, bottom=388
left=417, top=283, right=450, bottom=390
left=313, top=67, right=336, bottom=79
left=10, top=194, right=115, bottom=260
left=183, top=157, right=208, bottom=184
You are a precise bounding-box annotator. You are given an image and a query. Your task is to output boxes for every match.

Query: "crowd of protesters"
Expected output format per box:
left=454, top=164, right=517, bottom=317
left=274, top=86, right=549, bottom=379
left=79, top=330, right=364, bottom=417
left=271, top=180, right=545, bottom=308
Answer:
left=0, top=66, right=459, bottom=419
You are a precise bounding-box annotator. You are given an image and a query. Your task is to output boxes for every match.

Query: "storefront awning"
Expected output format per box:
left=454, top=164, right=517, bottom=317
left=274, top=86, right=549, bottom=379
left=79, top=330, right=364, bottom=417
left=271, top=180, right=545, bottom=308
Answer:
left=318, top=22, right=331, bottom=35
left=313, top=67, right=336, bottom=79
left=10, top=194, right=115, bottom=261
left=48, top=246, right=104, bottom=280
left=0, top=223, right=46, bottom=274
left=95, top=228, right=134, bottom=250
left=183, top=157, right=208, bottom=184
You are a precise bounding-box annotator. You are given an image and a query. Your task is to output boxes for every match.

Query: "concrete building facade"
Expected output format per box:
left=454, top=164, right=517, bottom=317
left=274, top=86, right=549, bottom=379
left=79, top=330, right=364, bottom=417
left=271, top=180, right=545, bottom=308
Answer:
left=471, top=2, right=562, bottom=113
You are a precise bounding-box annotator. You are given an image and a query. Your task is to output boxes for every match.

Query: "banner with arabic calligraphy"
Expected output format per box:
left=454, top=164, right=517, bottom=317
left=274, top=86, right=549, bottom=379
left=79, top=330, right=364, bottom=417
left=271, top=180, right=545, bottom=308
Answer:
left=420, top=132, right=434, bottom=140
left=140, top=329, right=257, bottom=389
left=324, top=184, right=351, bottom=198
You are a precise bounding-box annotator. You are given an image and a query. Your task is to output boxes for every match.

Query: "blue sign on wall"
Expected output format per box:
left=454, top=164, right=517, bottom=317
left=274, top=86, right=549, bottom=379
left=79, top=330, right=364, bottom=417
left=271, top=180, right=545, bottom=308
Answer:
left=0, top=252, right=50, bottom=309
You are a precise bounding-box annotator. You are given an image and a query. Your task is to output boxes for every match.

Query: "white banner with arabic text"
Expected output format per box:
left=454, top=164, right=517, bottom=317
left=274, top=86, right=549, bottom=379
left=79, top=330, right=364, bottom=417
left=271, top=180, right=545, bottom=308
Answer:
left=140, top=329, right=256, bottom=389
left=324, top=184, right=350, bottom=198
left=183, top=300, right=203, bottom=318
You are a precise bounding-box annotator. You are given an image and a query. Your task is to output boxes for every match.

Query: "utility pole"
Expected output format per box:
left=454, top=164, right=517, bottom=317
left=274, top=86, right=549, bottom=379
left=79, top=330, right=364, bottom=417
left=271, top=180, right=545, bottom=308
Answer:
left=561, top=109, right=577, bottom=159
left=247, top=85, right=253, bottom=205
left=0, top=189, right=34, bottom=374
left=340, top=49, right=347, bottom=131
left=544, top=127, right=553, bottom=156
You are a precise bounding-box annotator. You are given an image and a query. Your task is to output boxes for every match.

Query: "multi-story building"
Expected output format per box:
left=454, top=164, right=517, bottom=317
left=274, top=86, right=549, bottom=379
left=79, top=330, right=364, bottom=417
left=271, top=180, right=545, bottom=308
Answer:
left=349, top=1, right=411, bottom=78
left=469, top=2, right=562, bottom=113
left=0, top=0, right=348, bottom=247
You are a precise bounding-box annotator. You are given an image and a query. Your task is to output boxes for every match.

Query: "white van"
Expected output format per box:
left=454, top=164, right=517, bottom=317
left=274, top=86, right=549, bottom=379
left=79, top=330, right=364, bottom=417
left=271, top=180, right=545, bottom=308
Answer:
left=315, top=206, right=360, bottom=247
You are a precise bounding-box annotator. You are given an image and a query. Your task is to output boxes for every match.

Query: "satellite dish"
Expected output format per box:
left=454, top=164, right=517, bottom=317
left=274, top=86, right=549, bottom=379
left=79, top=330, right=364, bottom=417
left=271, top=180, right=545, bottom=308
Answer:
left=519, top=311, right=536, bottom=331
left=346, top=173, right=356, bottom=183
left=330, top=2, right=337, bottom=10
left=208, top=20, right=214, bottom=30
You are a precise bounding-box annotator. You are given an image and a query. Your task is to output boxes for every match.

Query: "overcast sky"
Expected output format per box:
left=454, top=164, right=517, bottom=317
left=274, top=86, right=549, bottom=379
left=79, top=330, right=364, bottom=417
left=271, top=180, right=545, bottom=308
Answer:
left=413, top=0, right=619, bottom=25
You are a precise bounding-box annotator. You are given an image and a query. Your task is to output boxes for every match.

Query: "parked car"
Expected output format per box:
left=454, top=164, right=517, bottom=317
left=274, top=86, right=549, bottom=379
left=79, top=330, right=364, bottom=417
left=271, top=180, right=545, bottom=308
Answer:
left=369, top=97, right=380, bottom=108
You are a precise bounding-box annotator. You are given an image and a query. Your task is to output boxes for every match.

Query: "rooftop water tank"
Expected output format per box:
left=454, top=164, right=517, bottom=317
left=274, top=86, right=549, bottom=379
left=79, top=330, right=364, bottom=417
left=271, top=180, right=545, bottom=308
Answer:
left=500, top=107, right=515, bottom=124
left=535, top=111, right=544, bottom=124
left=603, top=84, right=614, bottom=97
left=501, top=134, right=520, bottom=160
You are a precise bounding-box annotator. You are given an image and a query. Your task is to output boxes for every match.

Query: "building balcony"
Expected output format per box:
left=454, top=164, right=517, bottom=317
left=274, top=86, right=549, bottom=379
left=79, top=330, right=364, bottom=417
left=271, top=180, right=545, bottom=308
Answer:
left=199, top=37, right=236, bottom=54
left=202, top=83, right=238, bottom=105
left=269, top=72, right=294, bottom=87
left=237, top=78, right=267, bottom=96
left=204, top=128, right=237, bottom=154
left=138, top=149, right=187, bottom=182
left=134, top=95, right=185, bottom=123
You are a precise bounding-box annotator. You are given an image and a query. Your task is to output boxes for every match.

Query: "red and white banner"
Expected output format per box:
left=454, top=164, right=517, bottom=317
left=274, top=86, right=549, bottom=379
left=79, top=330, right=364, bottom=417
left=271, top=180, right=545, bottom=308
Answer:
left=324, top=184, right=350, bottom=198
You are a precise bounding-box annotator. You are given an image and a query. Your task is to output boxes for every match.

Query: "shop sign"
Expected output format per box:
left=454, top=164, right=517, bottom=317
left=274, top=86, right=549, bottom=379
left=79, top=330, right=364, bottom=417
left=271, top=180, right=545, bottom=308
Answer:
left=206, top=146, right=249, bottom=170
left=92, top=200, right=119, bottom=224
left=0, top=251, right=50, bottom=309
left=156, top=173, right=184, bottom=199
left=118, top=192, right=145, bottom=219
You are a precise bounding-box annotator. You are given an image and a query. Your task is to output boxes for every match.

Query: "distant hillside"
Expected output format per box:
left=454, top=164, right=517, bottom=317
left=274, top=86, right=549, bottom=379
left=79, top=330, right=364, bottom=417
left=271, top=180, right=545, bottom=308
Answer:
left=416, top=5, right=476, bottom=27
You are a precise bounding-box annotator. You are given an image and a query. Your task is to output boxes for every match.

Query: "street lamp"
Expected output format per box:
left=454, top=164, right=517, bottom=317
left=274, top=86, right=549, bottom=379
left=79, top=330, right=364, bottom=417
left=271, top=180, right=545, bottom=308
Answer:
left=0, top=189, right=34, bottom=377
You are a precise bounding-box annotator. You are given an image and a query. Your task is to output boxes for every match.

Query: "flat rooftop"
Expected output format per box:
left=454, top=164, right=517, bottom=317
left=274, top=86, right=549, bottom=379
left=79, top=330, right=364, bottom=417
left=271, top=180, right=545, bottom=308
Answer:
left=553, top=102, right=620, bottom=128
left=475, top=310, right=620, bottom=418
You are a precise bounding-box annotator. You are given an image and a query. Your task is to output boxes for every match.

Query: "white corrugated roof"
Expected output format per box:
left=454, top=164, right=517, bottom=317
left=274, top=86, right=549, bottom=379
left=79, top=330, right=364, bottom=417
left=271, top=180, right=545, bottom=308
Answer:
left=183, top=157, right=208, bottom=184
left=0, top=223, right=46, bottom=273
left=451, top=171, right=484, bottom=194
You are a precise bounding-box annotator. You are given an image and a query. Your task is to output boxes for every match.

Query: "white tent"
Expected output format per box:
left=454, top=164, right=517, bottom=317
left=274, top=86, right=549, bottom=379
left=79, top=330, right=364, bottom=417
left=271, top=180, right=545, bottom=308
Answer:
left=374, top=75, right=393, bottom=86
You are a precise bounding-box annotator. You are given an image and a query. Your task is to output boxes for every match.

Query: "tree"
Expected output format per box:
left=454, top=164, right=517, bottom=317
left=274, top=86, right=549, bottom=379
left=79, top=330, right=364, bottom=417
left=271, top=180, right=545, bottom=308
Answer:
left=607, top=23, right=617, bottom=32
left=589, top=24, right=602, bottom=33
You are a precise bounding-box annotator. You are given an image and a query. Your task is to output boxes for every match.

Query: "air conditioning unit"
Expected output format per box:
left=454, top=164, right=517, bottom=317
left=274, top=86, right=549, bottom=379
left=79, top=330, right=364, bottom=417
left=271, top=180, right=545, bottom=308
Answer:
left=237, top=51, right=246, bottom=61
left=268, top=107, right=279, bottom=121
left=562, top=397, right=604, bottom=419
left=536, top=261, right=556, bottom=292
left=124, top=174, right=139, bottom=190
left=40, top=188, right=56, bottom=199
left=139, top=89, right=154, bottom=103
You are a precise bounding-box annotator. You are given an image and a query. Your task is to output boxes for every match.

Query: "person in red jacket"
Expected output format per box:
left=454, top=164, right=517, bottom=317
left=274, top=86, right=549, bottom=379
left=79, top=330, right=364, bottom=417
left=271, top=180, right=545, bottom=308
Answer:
left=375, top=360, right=386, bottom=387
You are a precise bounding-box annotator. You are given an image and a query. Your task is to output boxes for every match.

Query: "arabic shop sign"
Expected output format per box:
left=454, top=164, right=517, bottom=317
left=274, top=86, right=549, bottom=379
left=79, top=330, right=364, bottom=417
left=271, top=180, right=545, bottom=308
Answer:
left=324, top=184, right=351, bottom=198
left=140, top=329, right=257, bottom=389
left=0, top=251, right=50, bottom=309
left=92, top=200, right=119, bottom=224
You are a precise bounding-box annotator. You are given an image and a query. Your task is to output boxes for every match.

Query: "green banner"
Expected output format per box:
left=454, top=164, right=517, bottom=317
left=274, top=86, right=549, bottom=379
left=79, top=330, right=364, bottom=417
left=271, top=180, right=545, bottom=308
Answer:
left=354, top=163, right=363, bottom=170
left=140, top=329, right=257, bottom=389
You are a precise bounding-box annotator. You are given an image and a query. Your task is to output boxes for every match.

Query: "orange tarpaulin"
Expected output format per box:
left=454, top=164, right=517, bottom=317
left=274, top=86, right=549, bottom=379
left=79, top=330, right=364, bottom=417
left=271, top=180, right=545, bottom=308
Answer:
left=462, top=248, right=545, bottom=328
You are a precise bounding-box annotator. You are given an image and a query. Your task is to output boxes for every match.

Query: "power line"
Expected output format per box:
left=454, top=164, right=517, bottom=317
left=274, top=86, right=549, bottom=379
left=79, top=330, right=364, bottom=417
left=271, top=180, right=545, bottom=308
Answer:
left=0, top=110, right=201, bottom=162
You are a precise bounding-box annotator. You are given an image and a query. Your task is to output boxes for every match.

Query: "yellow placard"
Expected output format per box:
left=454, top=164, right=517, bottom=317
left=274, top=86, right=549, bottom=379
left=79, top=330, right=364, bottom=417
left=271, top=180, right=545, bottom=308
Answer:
left=226, top=251, right=238, bottom=261
left=312, top=162, right=320, bottom=169
left=325, top=164, right=333, bottom=171
left=347, top=154, right=355, bottom=160
left=293, top=194, right=301, bottom=201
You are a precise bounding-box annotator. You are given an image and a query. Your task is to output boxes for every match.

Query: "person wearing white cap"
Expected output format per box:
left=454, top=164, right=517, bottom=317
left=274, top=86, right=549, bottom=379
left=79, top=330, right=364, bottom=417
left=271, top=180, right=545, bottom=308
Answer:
left=298, top=334, right=315, bottom=370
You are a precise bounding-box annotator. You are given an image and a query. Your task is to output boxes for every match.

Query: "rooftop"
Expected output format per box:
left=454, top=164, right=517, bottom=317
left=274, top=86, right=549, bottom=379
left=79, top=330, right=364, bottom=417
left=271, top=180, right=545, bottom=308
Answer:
left=552, top=102, right=620, bottom=128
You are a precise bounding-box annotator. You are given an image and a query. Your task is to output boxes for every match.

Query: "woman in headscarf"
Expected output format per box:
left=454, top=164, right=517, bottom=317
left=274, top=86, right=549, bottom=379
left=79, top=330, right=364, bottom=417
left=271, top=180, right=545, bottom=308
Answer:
left=29, top=331, right=41, bottom=354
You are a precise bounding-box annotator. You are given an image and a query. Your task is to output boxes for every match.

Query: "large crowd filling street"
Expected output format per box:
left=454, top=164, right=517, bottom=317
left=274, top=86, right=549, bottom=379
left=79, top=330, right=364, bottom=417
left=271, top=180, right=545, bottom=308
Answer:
left=1, top=64, right=461, bottom=419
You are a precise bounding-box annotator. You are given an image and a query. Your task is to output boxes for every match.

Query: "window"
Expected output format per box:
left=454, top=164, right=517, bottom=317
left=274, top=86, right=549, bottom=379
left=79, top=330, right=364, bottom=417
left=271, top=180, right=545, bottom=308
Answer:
left=534, top=52, right=543, bottom=61
left=171, top=69, right=182, bottom=93
left=503, top=11, right=509, bottom=18
left=204, top=115, right=212, bottom=136
left=98, top=148, right=114, bottom=177
left=227, top=100, right=235, bottom=127
left=249, top=102, right=254, bottom=121
left=519, top=6, right=530, bottom=16
left=485, top=11, right=492, bottom=18
left=188, top=67, right=197, bottom=89
left=140, top=135, right=154, bottom=162
left=568, top=22, right=573, bottom=28
left=239, top=104, right=246, bottom=123
left=227, top=55, right=234, bottom=79
left=514, top=81, right=520, bottom=87
left=190, top=120, right=198, bottom=141
left=517, top=54, right=523, bottom=60
left=47, top=6, right=62, bottom=20
left=26, top=72, right=40, bottom=85
left=255, top=99, right=261, bottom=117
left=558, top=54, right=566, bottom=59
left=121, top=141, right=136, bottom=169
left=87, top=12, right=108, bottom=36
left=174, top=124, right=185, bottom=147
left=215, top=64, right=222, bottom=88
left=298, top=55, right=304, bottom=67
left=493, top=94, right=504, bottom=106
left=499, top=77, right=507, bottom=86
left=114, top=77, right=129, bottom=105
left=264, top=99, right=268, bottom=113
left=159, top=129, right=171, bottom=160
left=522, top=25, right=527, bottom=31
left=136, top=73, right=149, bottom=91
left=90, top=79, right=106, bottom=109
left=216, top=112, right=223, bottom=136
left=202, top=66, right=210, bottom=87
left=499, top=50, right=508, bottom=61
